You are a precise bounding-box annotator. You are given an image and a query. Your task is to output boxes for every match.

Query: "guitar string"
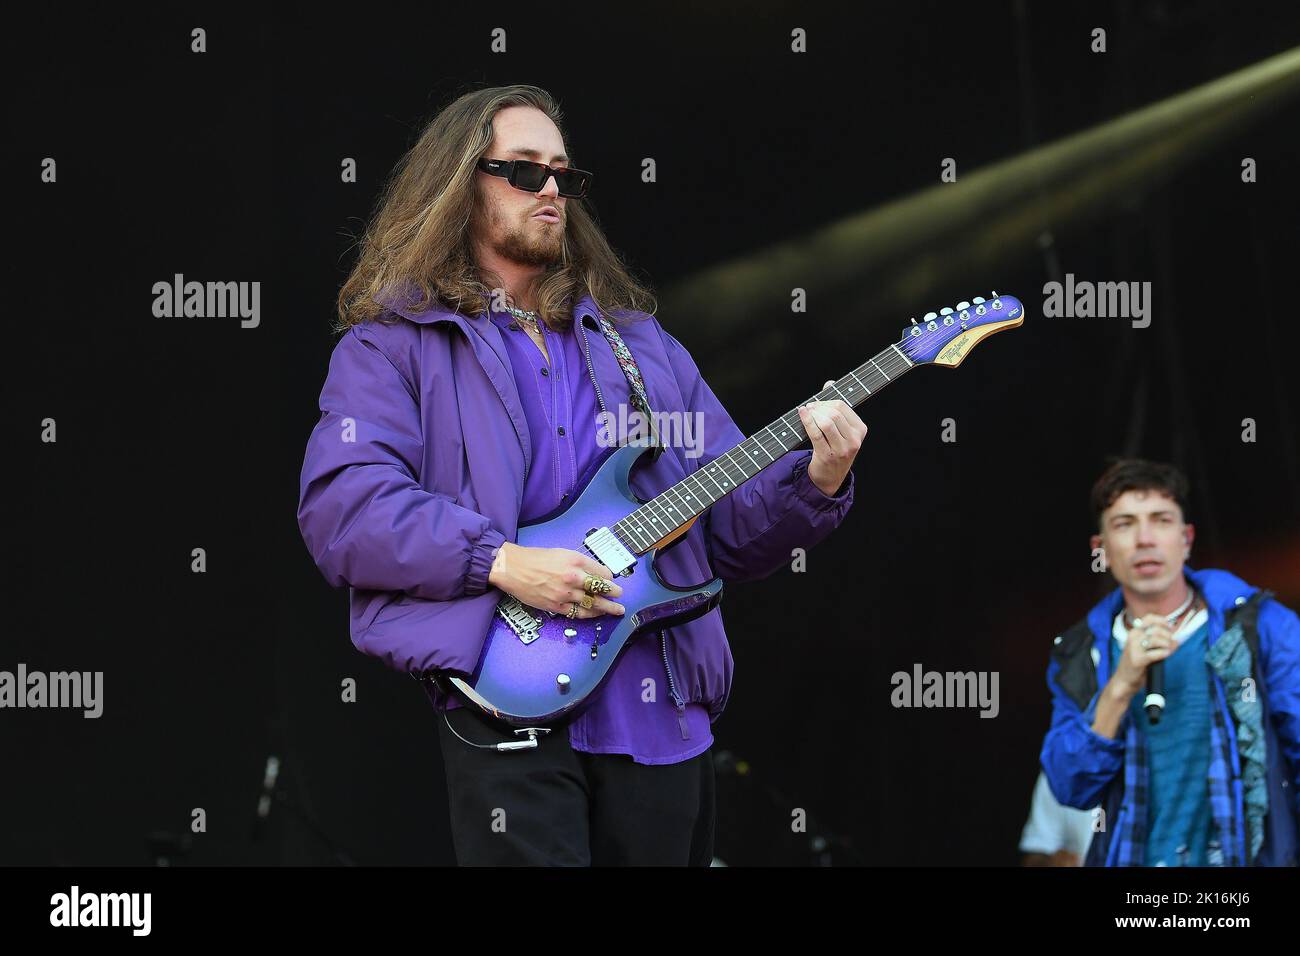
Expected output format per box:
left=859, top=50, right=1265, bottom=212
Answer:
left=606, top=306, right=1020, bottom=552
left=614, top=351, right=912, bottom=533
left=612, top=349, right=916, bottom=552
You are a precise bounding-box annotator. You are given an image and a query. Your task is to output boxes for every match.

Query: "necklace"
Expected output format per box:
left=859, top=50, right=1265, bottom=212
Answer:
left=1126, top=590, right=1197, bottom=631
left=504, top=304, right=542, bottom=334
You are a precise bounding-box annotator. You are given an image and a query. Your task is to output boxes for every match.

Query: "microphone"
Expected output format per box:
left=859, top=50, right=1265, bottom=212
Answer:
left=1135, top=590, right=1196, bottom=726
left=1144, top=662, right=1165, bottom=724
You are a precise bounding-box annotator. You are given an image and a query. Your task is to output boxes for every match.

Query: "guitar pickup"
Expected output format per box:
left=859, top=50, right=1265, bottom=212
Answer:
left=583, top=527, right=636, bottom=576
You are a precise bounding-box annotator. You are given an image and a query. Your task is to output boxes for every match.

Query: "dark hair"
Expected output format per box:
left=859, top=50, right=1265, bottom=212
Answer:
left=1090, top=458, right=1191, bottom=530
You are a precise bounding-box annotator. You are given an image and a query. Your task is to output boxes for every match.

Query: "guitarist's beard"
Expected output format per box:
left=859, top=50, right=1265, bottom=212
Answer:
left=475, top=200, right=565, bottom=269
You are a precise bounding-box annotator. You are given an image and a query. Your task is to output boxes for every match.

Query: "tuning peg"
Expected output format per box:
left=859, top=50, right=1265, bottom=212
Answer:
left=923, top=311, right=937, bottom=321
left=971, top=296, right=985, bottom=304
left=939, top=307, right=954, bottom=315
left=991, top=290, right=999, bottom=297
left=910, top=317, right=918, bottom=325
left=956, top=301, right=971, bottom=310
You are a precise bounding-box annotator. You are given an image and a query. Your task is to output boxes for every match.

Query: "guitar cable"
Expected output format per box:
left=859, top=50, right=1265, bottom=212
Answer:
left=441, top=708, right=551, bottom=752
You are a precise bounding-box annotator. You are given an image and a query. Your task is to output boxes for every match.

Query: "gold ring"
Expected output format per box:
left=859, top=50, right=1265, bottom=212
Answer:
left=579, top=594, right=594, bottom=609
left=566, top=603, right=579, bottom=619
left=582, top=573, right=612, bottom=596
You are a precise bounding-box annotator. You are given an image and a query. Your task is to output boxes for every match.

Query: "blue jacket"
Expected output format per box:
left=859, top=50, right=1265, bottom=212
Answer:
left=1040, top=567, right=1300, bottom=865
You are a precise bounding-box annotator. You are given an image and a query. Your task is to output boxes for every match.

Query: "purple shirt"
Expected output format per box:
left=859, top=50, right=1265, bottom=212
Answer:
left=440, top=301, right=713, bottom=765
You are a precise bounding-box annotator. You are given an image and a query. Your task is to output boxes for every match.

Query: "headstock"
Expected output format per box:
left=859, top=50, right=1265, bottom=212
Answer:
left=896, top=293, right=1024, bottom=367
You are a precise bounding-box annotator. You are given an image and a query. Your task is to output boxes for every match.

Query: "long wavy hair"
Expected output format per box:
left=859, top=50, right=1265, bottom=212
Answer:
left=335, top=84, right=656, bottom=333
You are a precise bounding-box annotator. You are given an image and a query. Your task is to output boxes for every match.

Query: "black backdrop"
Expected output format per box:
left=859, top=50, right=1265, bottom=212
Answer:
left=9, top=2, right=1299, bottom=866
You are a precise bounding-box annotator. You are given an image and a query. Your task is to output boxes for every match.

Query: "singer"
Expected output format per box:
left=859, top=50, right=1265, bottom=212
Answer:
left=1039, top=458, right=1300, bottom=866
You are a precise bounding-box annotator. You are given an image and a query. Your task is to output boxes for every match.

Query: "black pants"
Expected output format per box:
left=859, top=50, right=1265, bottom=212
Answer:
left=436, top=704, right=716, bottom=866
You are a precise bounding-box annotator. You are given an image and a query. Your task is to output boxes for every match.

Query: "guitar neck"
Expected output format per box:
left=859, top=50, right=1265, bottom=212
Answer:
left=613, top=342, right=915, bottom=555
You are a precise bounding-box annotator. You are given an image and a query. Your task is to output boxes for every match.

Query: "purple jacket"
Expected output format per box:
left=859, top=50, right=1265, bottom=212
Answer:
left=296, top=291, right=855, bottom=722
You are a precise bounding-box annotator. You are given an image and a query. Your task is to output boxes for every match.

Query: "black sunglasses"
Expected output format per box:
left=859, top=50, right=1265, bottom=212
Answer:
left=476, top=157, right=593, bottom=198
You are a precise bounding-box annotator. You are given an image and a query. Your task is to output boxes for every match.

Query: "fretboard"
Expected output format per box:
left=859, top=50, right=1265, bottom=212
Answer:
left=612, top=342, right=915, bottom=554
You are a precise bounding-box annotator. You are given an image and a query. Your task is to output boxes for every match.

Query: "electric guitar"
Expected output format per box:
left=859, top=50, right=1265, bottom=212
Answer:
left=447, top=293, right=1025, bottom=725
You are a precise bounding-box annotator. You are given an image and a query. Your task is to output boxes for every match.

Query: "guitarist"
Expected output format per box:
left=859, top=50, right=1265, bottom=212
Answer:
left=297, top=84, right=864, bottom=865
left=1039, top=458, right=1300, bottom=866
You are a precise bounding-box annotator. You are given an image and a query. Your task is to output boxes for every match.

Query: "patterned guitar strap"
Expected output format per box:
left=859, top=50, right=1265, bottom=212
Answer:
left=593, top=312, right=663, bottom=460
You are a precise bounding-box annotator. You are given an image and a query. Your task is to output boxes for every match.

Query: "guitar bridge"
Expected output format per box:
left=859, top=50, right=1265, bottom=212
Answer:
left=495, top=595, right=543, bottom=645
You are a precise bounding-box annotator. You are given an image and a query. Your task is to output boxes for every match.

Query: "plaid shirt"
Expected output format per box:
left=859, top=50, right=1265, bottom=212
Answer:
left=1206, top=670, right=1244, bottom=866
left=1113, top=716, right=1150, bottom=866
left=1108, top=647, right=1249, bottom=866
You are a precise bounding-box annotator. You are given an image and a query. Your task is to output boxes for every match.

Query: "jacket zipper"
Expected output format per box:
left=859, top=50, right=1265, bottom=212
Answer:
left=577, top=318, right=610, bottom=420
left=660, top=630, right=690, bottom=740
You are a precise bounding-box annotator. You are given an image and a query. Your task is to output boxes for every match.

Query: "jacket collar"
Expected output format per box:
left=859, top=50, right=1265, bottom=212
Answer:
left=370, top=284, right=604, bottom=482
left=374, top=284, right=601, bottom=329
